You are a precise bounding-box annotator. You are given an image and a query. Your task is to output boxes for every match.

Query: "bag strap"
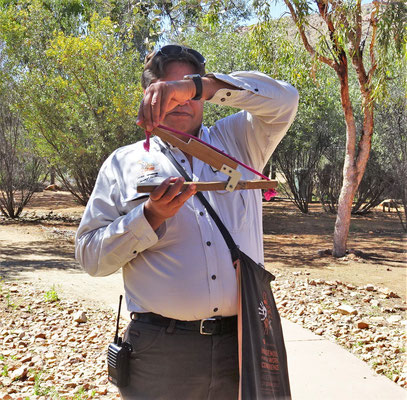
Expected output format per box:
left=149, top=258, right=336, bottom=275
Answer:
left=158, top=142, right=240, bottom=262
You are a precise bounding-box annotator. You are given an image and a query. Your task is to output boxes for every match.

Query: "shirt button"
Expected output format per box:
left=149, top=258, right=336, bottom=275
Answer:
left=206, top=241, right=211, bottom=246
left=181, top=159, right=186, bottom=163
left=220, top=98, right=226, bottom=102
left=211, top=275, right=216, bottom=280
left=226, top=92, right=231, bottom=96
left=199, top=211, right=204, bottom=216
left=213, top=307, right=218, bottom=312
left=133, top=250, right=137, bottom=255
left=254, top=88, right=259, bottom=92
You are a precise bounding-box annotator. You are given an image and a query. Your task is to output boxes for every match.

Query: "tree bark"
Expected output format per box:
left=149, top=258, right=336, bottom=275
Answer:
left=332, top=66, right=359, bottom=257
left=333, top=68, right=375, bottom=257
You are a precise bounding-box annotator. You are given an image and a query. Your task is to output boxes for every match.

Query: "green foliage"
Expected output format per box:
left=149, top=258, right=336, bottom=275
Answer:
left=178, top=25, right=258, bottom=127
left=14, top=14, right=144, bottom=204
left=0, top=79, right=46, bottom=218
left=44, top=285, right=59, bottom=303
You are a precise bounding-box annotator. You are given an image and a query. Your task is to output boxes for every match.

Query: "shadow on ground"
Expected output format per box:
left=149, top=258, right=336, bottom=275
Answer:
left=0, top=238, right=80, bottom=280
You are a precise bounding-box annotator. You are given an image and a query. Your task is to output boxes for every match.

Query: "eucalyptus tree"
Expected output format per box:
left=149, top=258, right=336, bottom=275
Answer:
left=0, top=83, right=46, bottom=219
left=254, top=0, right=406, bottom=256
left=249, top=17, right=345, bottom=212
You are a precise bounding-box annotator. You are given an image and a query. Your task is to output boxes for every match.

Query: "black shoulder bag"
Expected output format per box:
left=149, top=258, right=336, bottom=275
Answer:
left=160, top=144, right=291, bottom=400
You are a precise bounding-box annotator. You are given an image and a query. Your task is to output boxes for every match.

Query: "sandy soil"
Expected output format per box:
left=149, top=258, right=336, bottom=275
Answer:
left=0, top=190, right=405, bottom=303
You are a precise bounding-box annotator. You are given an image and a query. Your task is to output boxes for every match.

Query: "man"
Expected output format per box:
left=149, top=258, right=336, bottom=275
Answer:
left=75, top=44, right=298, bottom=399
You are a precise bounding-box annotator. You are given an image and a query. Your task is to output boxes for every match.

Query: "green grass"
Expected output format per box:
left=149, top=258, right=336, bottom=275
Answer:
left=44, top=286, right=60, bottom=303
left=6, top=292, right=17, bottom=309
left=31, top=370, right=96, bottom=399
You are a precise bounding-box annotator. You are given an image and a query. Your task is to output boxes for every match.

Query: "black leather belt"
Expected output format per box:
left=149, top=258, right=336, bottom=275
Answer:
left=131, top=312, right=237, bottom=335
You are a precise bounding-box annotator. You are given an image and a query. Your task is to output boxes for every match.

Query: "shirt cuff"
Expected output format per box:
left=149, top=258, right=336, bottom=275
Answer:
left=124, top=203, right=161, bottom=254
left=206, top=72, right=263, bottom=95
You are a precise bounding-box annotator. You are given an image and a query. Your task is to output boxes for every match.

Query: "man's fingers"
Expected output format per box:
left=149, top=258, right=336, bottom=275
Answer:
left=175, top=183, right=197, bottom=205
left=142, top=91, right=154, bottom=131
left=150, top=91, right=161, bottom=128
left=149, top=177, right=172, bottom=201
left=160, top=178, right=185, bottom=202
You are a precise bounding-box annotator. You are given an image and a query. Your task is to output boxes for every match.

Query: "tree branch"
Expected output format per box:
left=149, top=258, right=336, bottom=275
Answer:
left=284, top=0, right=337, bottom=69
left=367, top=3, right=379, bottom=85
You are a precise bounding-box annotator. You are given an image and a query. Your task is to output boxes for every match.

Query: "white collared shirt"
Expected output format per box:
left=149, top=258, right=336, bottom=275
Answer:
left=75, top=71, right=299, bottom=320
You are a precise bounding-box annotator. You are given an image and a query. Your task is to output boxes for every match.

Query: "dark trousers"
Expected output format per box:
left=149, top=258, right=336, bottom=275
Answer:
left=119, top=318, right=239, bottom=400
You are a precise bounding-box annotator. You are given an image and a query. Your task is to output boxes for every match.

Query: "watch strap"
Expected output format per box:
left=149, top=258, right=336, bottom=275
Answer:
left=184, top=74, right=203, bottom=101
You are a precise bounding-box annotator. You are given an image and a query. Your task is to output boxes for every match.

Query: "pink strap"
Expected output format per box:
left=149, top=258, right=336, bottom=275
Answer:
left=144, top=125, right=277, bottom=199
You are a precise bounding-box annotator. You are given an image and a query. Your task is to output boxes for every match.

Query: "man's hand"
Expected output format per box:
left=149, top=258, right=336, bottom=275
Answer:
left=144, top=177, right=197, bottom=231
left=137, top=80, right=196, bottom=132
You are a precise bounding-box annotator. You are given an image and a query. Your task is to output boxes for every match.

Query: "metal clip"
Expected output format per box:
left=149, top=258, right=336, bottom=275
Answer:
left=220, top=164, right=242, bottom=192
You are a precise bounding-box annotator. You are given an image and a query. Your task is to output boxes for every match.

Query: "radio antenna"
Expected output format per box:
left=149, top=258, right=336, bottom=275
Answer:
left=114, top=295, right=123, bottom=345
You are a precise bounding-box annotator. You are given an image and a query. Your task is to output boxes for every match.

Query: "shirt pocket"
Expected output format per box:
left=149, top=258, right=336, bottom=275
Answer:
left=212, top=189, right=249, bottom=233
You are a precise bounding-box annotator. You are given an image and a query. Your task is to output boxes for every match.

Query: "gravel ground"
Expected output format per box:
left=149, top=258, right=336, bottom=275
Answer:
left=271, top=268, right=407, bottom=389
left=0, top=270, right=406, bottom=399
left=0, top=281, right=122, bottom=400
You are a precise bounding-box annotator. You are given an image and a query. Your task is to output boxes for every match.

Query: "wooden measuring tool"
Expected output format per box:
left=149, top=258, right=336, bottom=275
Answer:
left=137, top=180, right=278, bottom=193
left=137, top=125, right=278, bottom=193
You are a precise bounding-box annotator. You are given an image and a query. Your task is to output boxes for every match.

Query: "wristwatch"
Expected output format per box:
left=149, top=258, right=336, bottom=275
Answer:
left=183, top=74, right=203, bottom=100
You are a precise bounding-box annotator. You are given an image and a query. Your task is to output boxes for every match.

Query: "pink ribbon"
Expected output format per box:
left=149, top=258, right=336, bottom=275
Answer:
left=144, top=125, right=277, bottom=200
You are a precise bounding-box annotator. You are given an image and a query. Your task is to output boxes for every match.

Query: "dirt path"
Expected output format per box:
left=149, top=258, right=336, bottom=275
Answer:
left=0, top=223, right=124, bottom=310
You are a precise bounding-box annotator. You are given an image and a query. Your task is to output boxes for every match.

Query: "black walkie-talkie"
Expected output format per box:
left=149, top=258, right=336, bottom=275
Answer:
left=107, top=295, right=132, bottom=387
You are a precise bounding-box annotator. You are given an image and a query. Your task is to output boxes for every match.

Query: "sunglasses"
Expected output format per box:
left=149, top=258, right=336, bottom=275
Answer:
left=155, top=45, right=206, bottom=65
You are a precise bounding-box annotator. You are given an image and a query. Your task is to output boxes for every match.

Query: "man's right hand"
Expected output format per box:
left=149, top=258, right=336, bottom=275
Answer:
left=143, top=177, right=197, bottom=231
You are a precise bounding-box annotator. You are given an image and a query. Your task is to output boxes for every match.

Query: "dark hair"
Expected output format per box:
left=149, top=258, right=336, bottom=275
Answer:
left=141, top=45, right=206, bottom=89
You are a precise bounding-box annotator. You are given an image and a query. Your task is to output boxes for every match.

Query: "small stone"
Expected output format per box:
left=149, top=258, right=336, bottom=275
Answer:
left=73, top=311, right=87, bottom=323
left=337, top=304, right=358, bottom=315
left=9, top=366, right=27, bottom=381
left=374, top=335, right=386, bottom=342
left=20, top=355, right=32, bottom=363
left=314, top=306, right=324, bottom=315
left=378, top=287, right=400, bottom=298
left=365, top=284, right=375, bottom=291
left=357, top=321, right=369, bottom=329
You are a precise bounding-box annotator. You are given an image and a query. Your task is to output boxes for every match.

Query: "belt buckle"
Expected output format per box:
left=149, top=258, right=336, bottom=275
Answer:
left=200, top=317, right=216, bottom=335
